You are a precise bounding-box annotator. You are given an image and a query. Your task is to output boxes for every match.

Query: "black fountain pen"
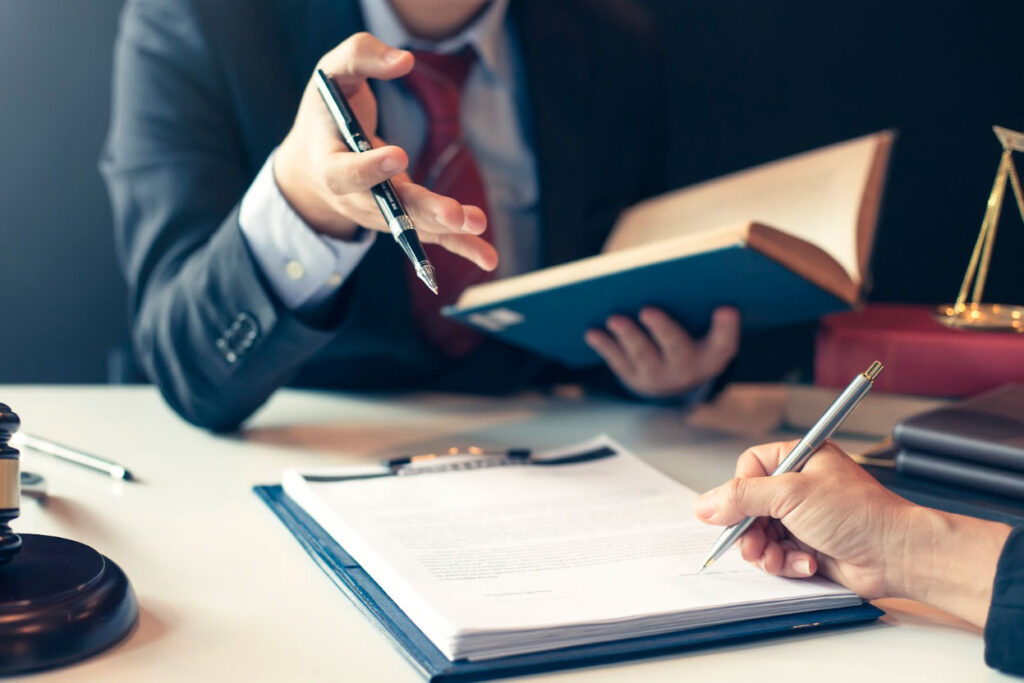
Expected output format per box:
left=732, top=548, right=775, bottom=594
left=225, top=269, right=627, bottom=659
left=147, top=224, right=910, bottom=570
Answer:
left=314, top=69, right=438, bottom=294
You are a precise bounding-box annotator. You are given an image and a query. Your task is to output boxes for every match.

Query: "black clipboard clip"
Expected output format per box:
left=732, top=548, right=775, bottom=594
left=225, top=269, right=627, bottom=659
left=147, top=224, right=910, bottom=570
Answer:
left=301, top=444, right=618, bottom=483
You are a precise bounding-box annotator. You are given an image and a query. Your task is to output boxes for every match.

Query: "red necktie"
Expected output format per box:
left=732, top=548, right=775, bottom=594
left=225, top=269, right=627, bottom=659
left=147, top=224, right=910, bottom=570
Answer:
left=402, top=49, right=494, bottom=358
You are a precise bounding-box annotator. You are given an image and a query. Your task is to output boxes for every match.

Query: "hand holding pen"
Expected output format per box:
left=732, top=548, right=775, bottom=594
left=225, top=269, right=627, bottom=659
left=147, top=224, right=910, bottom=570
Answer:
left=697, top=362, right=884, bottom=573
left=273, top=33, right=497, bottom=281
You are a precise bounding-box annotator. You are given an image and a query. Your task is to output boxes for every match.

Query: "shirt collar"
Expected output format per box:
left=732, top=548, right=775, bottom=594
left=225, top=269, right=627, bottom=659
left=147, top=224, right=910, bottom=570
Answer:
left=358, top=0, right=511, bottom=83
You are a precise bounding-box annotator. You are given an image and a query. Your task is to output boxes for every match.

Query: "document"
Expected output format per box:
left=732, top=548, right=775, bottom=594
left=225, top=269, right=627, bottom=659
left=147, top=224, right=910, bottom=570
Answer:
left=283, top=436, right=861, bottom=661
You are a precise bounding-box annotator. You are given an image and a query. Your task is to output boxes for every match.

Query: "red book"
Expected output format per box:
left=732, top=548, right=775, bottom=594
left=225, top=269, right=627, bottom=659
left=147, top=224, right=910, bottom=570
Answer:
left=815, top=304, right=1024, bottom=397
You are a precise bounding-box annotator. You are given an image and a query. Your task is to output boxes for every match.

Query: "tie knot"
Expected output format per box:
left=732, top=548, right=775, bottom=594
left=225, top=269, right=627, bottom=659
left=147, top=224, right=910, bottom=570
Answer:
left=403, top=48, right=477, bottom=127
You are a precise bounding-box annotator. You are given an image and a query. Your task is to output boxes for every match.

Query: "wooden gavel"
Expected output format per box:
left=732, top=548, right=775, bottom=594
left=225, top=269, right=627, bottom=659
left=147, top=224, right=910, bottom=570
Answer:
left=0, top=402, right=21, bottom=564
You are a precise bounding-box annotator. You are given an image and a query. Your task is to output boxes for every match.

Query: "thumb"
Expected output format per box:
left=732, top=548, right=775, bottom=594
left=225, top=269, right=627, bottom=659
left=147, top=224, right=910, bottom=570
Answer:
left=319, top=32, right=413, bottom=88
left=694, top=473, right=804, bottom=526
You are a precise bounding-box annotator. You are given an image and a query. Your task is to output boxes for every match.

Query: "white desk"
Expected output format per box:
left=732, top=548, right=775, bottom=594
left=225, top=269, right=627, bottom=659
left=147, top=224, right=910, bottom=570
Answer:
left=3, top=384, right=1007, bottom=682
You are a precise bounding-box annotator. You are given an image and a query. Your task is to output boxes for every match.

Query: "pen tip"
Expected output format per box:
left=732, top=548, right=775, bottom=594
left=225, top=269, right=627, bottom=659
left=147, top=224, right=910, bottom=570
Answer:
left=699, top=557, right=714, bottom=574
left=417, top=263, right=438, bottom=295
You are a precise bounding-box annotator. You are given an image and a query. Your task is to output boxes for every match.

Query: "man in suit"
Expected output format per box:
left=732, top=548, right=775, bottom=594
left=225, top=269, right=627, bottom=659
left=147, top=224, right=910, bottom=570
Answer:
left=102, top=0, right=740, bottom=431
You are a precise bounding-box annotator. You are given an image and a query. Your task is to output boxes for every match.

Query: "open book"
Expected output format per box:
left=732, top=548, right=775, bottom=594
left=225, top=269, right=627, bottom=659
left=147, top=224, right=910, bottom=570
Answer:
left=443, top=132, right=894, bottom=367
left=281, top=436, right=865, bottom=662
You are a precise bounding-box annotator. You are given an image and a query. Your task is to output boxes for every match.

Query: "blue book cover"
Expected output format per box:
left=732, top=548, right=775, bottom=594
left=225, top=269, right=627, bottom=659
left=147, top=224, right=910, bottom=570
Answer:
left=443, top=237, right=851, bottom=368
left=443, top=131, right=894, bottom=368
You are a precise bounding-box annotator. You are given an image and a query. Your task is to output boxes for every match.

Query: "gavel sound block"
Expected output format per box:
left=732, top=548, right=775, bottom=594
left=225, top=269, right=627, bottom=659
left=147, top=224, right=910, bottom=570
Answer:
left=0, top=403, right=138, bottom=675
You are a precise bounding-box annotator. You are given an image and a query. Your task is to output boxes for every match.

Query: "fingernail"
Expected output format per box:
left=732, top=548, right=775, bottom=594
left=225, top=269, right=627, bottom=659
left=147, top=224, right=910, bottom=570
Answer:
left=793, top=558, right=812, bottom=576
left=380, top=156, right=402, bottom=174
left=716, top=307, right=739, bottom=323
left=694, top=497, right=714, bottom=520
left=384, top=48, right=407, bottom=64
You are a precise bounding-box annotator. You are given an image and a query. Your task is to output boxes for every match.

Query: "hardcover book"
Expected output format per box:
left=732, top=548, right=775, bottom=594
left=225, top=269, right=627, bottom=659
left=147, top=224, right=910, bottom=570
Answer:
left=443, top=132, right=894, bottom=367
left=816, top=306, right=1024, bottom=397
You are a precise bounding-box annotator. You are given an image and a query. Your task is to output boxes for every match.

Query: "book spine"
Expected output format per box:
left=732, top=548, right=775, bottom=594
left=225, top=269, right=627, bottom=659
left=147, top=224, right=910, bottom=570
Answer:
left=896, top=449, right=1024, bottom=500
left=893, top=422, right=1024, bottom=473
left=814, top=320, right=1024, bottom=398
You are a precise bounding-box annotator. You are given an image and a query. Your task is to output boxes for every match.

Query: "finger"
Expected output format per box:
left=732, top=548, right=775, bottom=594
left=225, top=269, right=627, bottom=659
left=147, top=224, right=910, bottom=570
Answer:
left=322, top=146, right=409, bottom=195
left=584, top=329, right=635, bottom=380
left=460, top=205, right=488, bottom=235
left=694, top=472, right=805, bottom=526
left=778, top=549, right=817, bottom=578
left=739, top=520, right=769, bottom=563
left=319, top=33, right=413, bottom=88
left=336, top=188, right=473, bottom=240
left=398, top=183, right=487, bottom=235
left=734, top=441, right=801, bottom=479
left=606, top=315, right=661, bottom=375
left=428, top=232, right=499, bottom=271
left=638, top=307, right=697, bottom=365
left=369, top=135, right=412, bottom=184
left=761, top=540, right=787, bottom=574
left=340, top=183, right=487, bottom=238
left=695, top=306, right=740, bottom=377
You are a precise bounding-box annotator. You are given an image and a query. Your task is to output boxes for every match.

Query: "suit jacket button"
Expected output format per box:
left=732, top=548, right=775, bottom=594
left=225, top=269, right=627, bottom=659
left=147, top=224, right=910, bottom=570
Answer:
left=226, top=313, right=259, bottom=357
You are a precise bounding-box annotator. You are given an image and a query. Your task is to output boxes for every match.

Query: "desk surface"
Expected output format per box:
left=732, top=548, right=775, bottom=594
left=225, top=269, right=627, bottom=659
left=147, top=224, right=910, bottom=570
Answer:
left=3, top=384, right=1007, bottom=682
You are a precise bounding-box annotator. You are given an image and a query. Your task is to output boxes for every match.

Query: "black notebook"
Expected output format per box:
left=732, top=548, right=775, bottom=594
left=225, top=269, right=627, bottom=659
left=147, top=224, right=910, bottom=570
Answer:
left=893, top=384, right=1024, bottom=472
left=886, top=384, right=1024, bottom=501
left=895, top=449, right=1024, bottom=501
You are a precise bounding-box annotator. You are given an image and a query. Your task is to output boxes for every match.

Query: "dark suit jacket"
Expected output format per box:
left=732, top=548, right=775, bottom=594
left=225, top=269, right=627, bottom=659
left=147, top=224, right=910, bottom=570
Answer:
left=986, top=525, right=1024, bottom=675
left=102, top=0, right=668, bottom=431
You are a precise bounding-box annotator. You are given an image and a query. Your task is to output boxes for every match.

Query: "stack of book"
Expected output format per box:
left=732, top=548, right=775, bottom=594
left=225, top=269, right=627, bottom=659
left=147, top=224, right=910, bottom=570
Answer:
left=893, top=385, right=1024, bottom=500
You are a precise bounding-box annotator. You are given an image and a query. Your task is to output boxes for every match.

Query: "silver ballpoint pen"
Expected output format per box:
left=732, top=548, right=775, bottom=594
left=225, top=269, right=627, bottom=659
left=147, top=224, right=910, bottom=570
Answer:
left=698, top=360, right=884, bottom=573
left=11, top=432, right=134, bottom=481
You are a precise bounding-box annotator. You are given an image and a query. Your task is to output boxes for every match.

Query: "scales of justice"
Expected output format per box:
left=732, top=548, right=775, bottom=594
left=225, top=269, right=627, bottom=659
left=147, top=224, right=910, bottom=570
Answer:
left=933, top=125, right=1024, bottom=332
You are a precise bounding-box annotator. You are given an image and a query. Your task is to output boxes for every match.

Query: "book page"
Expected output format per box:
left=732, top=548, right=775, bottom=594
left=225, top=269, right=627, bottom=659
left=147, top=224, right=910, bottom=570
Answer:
left=606, top=132, right=891, bottom=283
left=284, top=436, right=859, bottom=661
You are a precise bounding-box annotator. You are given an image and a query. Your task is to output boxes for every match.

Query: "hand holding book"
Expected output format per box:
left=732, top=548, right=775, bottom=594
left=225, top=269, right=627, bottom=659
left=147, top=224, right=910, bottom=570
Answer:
left=584, top=306, right=740, bottom=398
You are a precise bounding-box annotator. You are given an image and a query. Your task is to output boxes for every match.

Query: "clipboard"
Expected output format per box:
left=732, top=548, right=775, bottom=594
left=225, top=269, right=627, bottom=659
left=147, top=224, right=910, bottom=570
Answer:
left=254, top=478, right=883, bottom=682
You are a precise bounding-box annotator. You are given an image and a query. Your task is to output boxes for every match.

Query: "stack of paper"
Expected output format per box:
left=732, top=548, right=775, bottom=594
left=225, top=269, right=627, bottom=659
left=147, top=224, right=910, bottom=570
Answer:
left=283, top=436, right=862, bottom=662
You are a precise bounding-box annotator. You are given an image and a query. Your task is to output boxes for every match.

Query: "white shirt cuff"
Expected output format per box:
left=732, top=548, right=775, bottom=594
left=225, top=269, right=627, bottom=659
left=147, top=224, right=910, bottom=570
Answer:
left=238, top=150, right=376, bottom=312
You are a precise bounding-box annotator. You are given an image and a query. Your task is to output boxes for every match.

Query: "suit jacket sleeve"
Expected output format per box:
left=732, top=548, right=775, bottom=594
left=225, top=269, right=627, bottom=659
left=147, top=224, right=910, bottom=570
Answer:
left=101, top=0, right=351, bottom=431
left=985, top=525, right=1024, bottom=675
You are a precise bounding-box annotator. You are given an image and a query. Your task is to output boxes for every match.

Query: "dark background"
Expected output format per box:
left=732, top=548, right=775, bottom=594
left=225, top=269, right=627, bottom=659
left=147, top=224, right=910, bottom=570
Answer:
left=1, top=0, right=1022, bottom=383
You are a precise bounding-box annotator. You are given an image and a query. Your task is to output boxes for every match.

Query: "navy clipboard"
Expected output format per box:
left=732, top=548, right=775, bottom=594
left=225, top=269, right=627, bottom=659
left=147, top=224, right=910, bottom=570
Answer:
left=255, top=484, right=883, bottom=682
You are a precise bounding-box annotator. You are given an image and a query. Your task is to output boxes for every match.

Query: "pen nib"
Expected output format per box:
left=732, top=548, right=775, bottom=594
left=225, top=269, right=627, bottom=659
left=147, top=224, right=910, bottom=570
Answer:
left=416, top=263, right=439, bottom=295
left=698, top=557, right=714, bottom=574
